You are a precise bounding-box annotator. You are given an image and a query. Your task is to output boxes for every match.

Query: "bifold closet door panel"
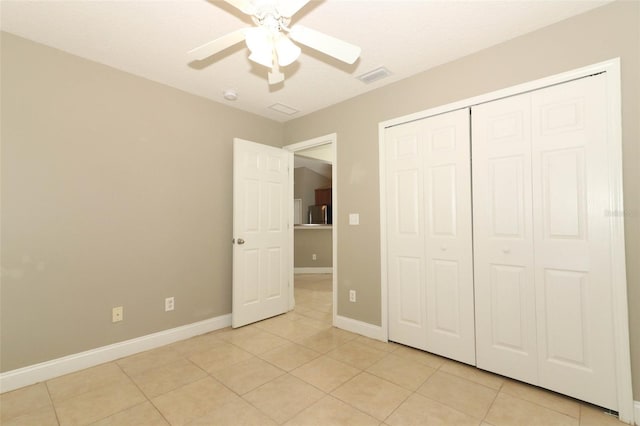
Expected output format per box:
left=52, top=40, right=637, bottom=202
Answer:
left=386, top=109, right=475, bottom=364
left=531, top=74, right=617, bottom=409
left=472, top=94, right=539, bottom=384
left=422, top=109, right=475, bottom=365
left=386, top=120, right=429, bottom=350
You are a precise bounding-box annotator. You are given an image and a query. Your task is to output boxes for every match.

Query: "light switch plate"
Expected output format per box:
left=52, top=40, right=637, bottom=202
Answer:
left=349, top=213, right=360, bottom=225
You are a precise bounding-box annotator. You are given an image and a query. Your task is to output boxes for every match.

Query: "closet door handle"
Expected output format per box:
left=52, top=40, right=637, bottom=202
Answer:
left=502, top=247, right=511, bottom=254
left=236, top=238, right=245, bottom=245
left=440, top=246, right=447, bottom=251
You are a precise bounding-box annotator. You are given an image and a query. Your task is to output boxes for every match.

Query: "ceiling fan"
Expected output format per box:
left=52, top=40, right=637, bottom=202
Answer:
left=188, top=0, right=361, bottom=85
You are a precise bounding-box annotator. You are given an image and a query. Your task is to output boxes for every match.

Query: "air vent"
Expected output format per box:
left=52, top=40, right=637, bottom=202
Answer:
left=268, top=103, right=299, bottom=115
left=357, top=67, right=392, bottom=84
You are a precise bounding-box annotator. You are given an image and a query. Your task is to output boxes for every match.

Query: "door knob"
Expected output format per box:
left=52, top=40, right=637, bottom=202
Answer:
left=237, top=238, right=245, bottom=245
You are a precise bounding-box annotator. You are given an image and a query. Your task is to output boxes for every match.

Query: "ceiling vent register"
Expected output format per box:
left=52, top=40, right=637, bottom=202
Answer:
left=357, top=67, right=392, bottom=84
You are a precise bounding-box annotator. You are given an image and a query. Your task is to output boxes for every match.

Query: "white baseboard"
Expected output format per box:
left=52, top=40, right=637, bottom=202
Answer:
left=334, top=314, right=385, bottom=341
left=634, top=400, right=639, bottom=425
left=294, top=267, right=333, bottom=274
left=0, top=314, right=231, bottom=393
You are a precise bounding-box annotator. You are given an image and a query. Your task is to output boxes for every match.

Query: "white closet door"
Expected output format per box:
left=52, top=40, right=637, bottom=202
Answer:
left=422, top=109, right=475, bottom=364
left=386, top=120, right=428, bottom=350
left=474, top=74, right=618, bottom=409
left=472, top=95, right=539, bottom=383
left=531, top=75, right=617, bottom=409
left=386, top=109, right=475, bottom=364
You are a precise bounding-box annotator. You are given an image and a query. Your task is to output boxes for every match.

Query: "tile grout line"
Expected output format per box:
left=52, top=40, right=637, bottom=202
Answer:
left=46, top=362, right=148, bottom=425
left=497, top=380, right=586, bottom=421
left=480, top=377, right=503, bottom=425
left=426, top=363, right=488, bottom=422
left=324, top=370, right=389, bottom=423
left=380, top=384, right=416, bottom=425
left=114, top=358, right=171, bottom=426
left=43, top=380, right=62, bottom=426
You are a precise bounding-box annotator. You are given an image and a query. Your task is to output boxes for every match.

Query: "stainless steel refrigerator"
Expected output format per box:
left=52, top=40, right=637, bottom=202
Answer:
left=308, top=204, right=332, bottom=224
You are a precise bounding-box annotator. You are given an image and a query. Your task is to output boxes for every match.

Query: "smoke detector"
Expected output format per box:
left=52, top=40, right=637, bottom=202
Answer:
left=223, top=89, right=238, bottom=101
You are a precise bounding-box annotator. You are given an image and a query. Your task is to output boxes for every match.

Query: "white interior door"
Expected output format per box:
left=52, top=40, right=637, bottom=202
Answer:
left=386, top=120, right=428, bottom=350
left=531, top=75, right=617, bottom=409
left=233, top=138, right=291, bottom=328
left=472, top=94, right=539, bottom=384
left=386, top=109, right=475, bottom=364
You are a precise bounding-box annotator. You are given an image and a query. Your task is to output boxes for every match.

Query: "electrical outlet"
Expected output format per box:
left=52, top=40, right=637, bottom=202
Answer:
left=312, top=253, right=317, bottom=261
left=112, top=306, right=123, bottom=323
left=165, top=297, right=174, bottom=312
left=349, top=290, right=356, bottom=303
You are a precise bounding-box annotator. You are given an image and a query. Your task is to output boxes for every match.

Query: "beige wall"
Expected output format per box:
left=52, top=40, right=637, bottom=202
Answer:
left=0, top=32, right=283, bottom=372
left=283, top=1, right=640, bottom=399
left=294, top=229, right=332, bottom=268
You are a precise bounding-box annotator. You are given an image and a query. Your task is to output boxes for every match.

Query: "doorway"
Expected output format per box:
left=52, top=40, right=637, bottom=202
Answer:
left=285, top=134, right=337, bottom=324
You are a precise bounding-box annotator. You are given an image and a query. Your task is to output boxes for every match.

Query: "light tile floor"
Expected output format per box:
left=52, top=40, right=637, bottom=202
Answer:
left=0, top=274, right=628, bottom=426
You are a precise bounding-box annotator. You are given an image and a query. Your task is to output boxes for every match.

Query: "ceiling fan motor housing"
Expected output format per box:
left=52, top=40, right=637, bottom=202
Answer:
left=252, top=7, right=292, bottom=32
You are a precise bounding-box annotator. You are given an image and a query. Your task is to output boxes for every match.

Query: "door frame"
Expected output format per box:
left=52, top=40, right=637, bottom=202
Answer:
left=379, top=58, right=633, bottom=423
left=284, top=134, right=338, bottom=323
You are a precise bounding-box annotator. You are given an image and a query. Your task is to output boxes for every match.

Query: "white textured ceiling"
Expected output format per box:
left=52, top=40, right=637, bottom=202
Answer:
left=0, top=0, right=611, bottom=122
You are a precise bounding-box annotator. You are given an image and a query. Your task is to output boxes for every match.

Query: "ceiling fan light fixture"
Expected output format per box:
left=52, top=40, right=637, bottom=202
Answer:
left=245, top=27, right=270, bottom=53
left=246, top=27, right=274, bottom=68
left=275, top=34, right=300, bottom=67
left=249, top=49, right=273, bottom=68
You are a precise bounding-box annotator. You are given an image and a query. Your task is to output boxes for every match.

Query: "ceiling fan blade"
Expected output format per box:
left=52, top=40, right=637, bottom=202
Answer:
left=224, top=0, right=256, bottom=15
left=276, top=0, right=310, bottom=18
left=288, top=25, right=361, bottom=64
left=188, top=29, right=247, bottom=60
